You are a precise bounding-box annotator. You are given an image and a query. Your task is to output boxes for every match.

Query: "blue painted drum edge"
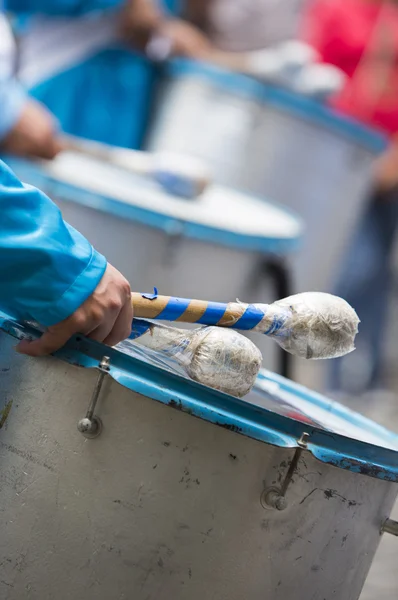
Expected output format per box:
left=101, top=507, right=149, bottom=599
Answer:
left=167, top=59, right=387, bottom=153
left=3, top=156, right=302, bottom=255
left=2, top=314, right=397, bottom=482
left=1, top=316, right=397, bottom=600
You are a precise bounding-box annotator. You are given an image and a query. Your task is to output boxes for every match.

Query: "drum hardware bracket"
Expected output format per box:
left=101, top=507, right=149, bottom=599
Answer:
left=261, top=434, right=309, bottom=511
left=381, top=518, right=398, bottom=536
left=77, top=356, right=110, bottom=438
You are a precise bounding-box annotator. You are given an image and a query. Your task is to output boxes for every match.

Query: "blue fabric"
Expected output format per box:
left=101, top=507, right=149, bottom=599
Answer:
left=4, top=0, right=123, bottom=16
left=0, top=78, right=27, bottom=140
left=0, top=160, right=107, bottom=326
left=29, top=48, right=158, bottom=149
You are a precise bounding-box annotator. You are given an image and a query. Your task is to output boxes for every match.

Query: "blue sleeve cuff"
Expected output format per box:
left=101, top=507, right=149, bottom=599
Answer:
left=33, top=241, right=107, bottom=327
left=0, top=79, right=27, bottom=141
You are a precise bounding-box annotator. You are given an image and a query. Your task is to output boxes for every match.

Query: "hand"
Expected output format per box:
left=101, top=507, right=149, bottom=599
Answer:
left=372, top=134, right=398, bottom=192
left=159, top=19, right=213, bottom=60
left=120, top=0, right=162, bottom=49
left=17, top=264, right=133, bottom=357
left=1, top=99, right=63, bottom=160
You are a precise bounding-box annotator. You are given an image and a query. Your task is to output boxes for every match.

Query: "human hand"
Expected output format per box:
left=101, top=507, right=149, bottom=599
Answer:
left=120, top=0, right=162, bottom=49
left=17, top=264, right=133, bottom=357
left=374, top=139, right=398, bottom=193
left=159, top=19, right=213, bottom=60
left=1, top=99, right=62, bottom=160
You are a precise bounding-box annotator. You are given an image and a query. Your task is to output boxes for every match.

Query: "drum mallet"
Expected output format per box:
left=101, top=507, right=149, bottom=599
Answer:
left=61, top=135, right=210, bottom=199
left=125, top=319, right=262, bottom=398
left=131, top=291, right=360, bottom=360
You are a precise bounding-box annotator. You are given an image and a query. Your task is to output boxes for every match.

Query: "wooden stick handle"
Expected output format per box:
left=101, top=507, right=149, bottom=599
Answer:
left=131, top=292, right=268, bottom=330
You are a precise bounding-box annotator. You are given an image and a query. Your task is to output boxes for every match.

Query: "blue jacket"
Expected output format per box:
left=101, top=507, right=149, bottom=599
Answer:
left=4, top=0, right=123, bottom=16
left=0, top=160, right=107, bottom=326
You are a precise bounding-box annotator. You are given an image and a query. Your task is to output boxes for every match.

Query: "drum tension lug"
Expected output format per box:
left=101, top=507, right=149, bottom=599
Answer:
left=381, top=518, right=398, bottom=536
left=77, top=356, right=110, bottom=439
left=261, top=433, right=310, bottom=511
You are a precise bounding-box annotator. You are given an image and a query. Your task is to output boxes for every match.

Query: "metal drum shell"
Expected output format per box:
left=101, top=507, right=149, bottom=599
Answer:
left=1, top=322, right=397, bottom=600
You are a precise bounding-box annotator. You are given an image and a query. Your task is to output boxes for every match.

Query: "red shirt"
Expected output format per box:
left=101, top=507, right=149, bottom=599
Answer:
left=302, top=0, right=398, bottom=135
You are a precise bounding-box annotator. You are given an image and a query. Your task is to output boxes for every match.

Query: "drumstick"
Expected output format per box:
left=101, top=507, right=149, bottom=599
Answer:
left=61, top=135, right=210, bottom=199
left=120, top=319, right=262, bottom=398
left=131, top=291, right=360, bottom=360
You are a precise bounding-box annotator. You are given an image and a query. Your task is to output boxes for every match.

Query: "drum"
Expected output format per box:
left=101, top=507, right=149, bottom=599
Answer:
left=1, top=314, right=397, bottom=600
left=6, top=153, right=302, bottom=373
left=145, top=59, right=387, bottom=293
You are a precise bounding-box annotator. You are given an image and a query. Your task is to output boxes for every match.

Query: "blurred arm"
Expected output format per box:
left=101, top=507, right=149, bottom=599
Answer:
left=0, top=78, right=27, bottom=141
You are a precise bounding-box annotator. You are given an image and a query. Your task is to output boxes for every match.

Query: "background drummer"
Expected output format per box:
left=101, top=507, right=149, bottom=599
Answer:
left=301, top=0, right=398, bottom=393
left=0, top=14, right=60, bottom=158
left=4, top=0, right=214, bottom=148
left=0, top=158, right=133, bottom=356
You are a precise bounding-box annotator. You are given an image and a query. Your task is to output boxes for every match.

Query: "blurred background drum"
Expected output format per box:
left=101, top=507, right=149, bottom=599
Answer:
left=145, top=59, right=386, bottom=294
left=0, top=315, right=397, bottom=600
left=7, top=152, right=302, bottom=374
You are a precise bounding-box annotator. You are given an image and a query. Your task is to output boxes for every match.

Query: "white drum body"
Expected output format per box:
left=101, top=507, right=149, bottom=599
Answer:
left=145, top=61, right=386, bottom=293
left=0, top=321, right=398, bottom=600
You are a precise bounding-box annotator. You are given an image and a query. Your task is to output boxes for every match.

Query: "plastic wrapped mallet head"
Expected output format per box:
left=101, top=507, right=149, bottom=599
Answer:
left=267, top=292, right=360, bottom=360
left=185, top=327, right=262, bottom=397
left=131, top=321, right=262, bottom=397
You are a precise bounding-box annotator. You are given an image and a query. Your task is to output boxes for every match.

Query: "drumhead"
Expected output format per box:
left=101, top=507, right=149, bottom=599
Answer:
left=6, top=153, right=302, bottom=253
left=1, top=313, right=397, bottom=482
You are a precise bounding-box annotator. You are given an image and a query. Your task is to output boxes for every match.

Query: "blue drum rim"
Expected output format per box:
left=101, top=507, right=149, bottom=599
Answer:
left=2, top=314, right=397, bottom=483
left=166, top=59, right=387, bottom=154
left=4, top=156, right=303, bottom=255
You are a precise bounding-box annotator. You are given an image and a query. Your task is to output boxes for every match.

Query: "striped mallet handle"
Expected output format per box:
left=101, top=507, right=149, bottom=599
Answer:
left=131, top=291, right=360, bottom=360
left=131, top=292, right=277, bottom=331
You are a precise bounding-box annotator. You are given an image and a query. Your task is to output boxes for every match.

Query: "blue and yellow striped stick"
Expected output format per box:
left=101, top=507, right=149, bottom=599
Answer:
left=131, top=291, right=360, bottom=360
left=131, top=291, right=287, bottom=335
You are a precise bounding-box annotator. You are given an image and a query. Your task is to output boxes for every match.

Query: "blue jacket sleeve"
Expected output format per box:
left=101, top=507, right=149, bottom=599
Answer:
left=4, top=0, right=123, bottom=16
left=0, top=160, right=107, bottom=326
left=0, top=78, right=27, bottom=141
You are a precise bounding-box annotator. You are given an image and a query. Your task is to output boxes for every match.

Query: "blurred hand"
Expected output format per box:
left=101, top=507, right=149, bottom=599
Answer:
left=17, top=264, right=133, bottom=357
left=159, top=19, right=213, bottom=60
left=120, top=0, right=162, bottom=48
left=1, top=99, right=63, bottom=160
left=374, top=138, right=398, bottom=193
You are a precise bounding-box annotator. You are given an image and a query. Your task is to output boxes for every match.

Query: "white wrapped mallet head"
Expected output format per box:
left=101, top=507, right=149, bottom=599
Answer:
left=126, top=321, right=262, bottom=398
left=262, top=292, right=360, bottom=359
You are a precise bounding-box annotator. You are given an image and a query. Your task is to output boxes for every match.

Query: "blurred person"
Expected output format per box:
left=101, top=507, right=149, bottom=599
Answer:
left=0, top=157, right=133, bottom=356
left=182, top=0, right=307, bottom=52
left=0, top=13, right=60, bottom=158
left=302, top=0, right=398, bottom=392
left=5, top=0, right=213, bottom=149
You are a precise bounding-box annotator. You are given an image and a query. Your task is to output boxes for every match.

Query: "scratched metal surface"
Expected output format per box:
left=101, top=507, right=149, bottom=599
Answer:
left=344, top=393, right=398, bottom=600
left=1, top=329, right=397, bottom=600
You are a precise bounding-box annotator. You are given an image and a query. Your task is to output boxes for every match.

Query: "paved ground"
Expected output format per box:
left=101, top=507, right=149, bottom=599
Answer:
left=341, top=391, right=398, bottom=600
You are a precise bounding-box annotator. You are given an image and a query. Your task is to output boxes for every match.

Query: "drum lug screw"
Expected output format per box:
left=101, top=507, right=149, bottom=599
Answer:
left=381, top=518, right=398, bottom=536
left=261, top=486, right=287, bottom=511
left=77, top=356, right=110, bottom=439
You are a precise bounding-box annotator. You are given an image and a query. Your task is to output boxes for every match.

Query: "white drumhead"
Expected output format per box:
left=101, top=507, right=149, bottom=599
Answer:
left=43, top=152, right=302, bottom=243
